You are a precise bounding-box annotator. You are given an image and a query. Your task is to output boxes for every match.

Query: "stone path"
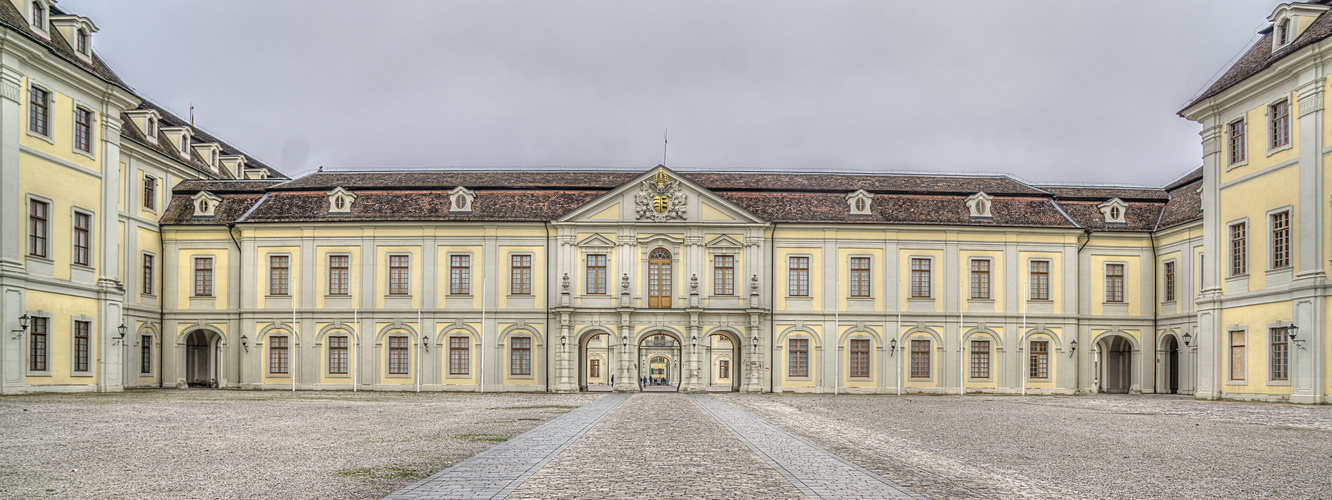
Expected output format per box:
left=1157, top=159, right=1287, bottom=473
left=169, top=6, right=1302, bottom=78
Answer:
left=387, top=393, right=922, bottom=500
left=384, top=393, right=629, bottom=499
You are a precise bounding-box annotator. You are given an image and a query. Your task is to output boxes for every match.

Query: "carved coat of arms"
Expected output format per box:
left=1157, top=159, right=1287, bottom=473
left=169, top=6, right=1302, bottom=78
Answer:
left=635, top=170, right=687, bottom=222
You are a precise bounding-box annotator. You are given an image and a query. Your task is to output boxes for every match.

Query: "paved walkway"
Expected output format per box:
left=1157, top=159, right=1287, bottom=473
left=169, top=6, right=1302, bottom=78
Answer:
left=386, top=393, right=921, bottom=499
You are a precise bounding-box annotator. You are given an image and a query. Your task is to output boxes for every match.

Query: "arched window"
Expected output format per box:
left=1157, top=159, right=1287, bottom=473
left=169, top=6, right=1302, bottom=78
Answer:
left=648, top=248, right=672, bottom=308
left=1278, top=19, right=1290, bottom=45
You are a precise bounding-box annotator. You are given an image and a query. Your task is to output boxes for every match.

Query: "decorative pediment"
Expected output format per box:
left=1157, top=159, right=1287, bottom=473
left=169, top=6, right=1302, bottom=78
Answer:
left=449, top=186, right=475, bottom=214
left=1098, top=198, right=1127, bottom=225
left=705, top=235, right=743, bottom=255
left=846, top=189, right=873, bottom=216
left=965, top=192, right=993, bottom=219
left=191, top=191, right=222, bottom=218
left=577, top=234, right=615, bottom=251
left=327, top=187, right=356, bottom=214
left=635, top=168, right=687, bottom=222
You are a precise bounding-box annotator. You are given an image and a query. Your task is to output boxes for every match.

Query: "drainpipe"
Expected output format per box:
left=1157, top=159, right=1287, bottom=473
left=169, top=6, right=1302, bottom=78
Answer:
left=1075, top=228, right=1092, bottom=394
left=544, top=222, right=552, bottom=393
left=769, top=224, right=776, bottom=393
left=1150, top=231, right=1159, bottom=394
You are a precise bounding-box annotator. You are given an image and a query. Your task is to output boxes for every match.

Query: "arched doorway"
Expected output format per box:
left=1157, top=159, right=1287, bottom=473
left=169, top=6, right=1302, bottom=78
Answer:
left=1160, top=334, right=1180, bottom=394
left=183, top=329, right=221, bottom=388
left=648, top=248, right=672, bottom=308
left=578, top=331, right=614, bottom=392
left=1096, top=335, right=1134, bottom=393
left=706, top=331, right=743, bottom=392
left=639, top=332, right=680, bottom=391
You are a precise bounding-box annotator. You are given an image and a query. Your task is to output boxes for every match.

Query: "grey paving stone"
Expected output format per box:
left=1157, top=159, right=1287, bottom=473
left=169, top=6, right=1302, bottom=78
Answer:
left=384, top=393, right=627, bottom=500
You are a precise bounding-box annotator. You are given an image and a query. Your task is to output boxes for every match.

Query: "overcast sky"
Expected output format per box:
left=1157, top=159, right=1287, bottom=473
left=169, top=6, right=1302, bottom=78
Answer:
left=66, top=0, right=1281, bottom=186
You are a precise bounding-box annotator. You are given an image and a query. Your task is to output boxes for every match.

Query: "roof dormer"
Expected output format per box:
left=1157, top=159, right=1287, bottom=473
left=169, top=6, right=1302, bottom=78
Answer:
left=160, top=126, right=191, bottom=158
left=327, top=187, right=356, bottom=214
left=191, top=191, right=222, bottom=218
left=125, top=109, right=162, bottom=145
left=1268, top=3, right=1330, bottom=52
left=243, top=168, right=270, bottom=180
left=846, top=189, right=873, bottom=217
left=50, top=14, right=97, bottom=62
left=26, top=1, right=51, bottom=38
left=191, top=142, right=222, bottom=174
left=1098, top=198, right=1128, bottom=225
left=218, top=155, right=246, bottom=178
left=965, top=192, right=994, bottom=220
left=449, top=186, right=475, bottom=214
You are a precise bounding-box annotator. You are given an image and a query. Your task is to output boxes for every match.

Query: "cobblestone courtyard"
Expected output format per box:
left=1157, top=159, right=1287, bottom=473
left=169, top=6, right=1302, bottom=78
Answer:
left=2, top=391, right=1331, bottom=499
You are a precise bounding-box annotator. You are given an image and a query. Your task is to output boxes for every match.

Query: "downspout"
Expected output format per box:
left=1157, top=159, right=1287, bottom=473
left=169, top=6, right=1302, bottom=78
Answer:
left=544, top=222, right=552, bottom=393
left=769, top=224, right=776, bottom=393
left=1150, top=230, right=1159, bottom=394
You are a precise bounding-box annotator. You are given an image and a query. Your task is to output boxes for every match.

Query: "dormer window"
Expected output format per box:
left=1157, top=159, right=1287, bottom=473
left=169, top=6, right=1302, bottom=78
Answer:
left=147, top=117, right=157, bottom=137
left=965, top=192, right=994, bottom=220
left=191, top=191, right=222, bottom=218
left=76, top=28, right=88, bottom=54
left=327, top=187, right=356, bottom=215
left=845, top=189, right=873, bottom=217
left=449, top=186, right=475, bottom=214
left=31, top=2, right=44, bottom=31
left=1278, top=19, right=1290, bottom=45
left=1098, top=198, right=1128, bottom=225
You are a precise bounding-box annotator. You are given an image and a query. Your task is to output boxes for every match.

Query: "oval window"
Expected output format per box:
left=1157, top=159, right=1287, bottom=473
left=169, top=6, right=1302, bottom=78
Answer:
left=854, top=198, right=866, bottom=212
left=975, top=200, right=986, bottom=214
left=334, top=196, right=345, bottom=210
left=198, top=199, right=209, bottom=212
left=1110, top=207, right=1120, bottom=220
left=455, top=194, right=468, bottom=209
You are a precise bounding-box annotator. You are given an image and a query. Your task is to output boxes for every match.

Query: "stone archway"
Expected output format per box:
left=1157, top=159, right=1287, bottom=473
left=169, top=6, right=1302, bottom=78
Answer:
left=1096, top=334, right=1135, bottom=393
left=637, top=331, right=682, bottom=392
left=183, top=329, right=222, bottom=388
left=1159, top=334, right=1180, bottom=394
left=577, top=330, right=614, bottom=392
left=706, top=330, right=744, bottom=392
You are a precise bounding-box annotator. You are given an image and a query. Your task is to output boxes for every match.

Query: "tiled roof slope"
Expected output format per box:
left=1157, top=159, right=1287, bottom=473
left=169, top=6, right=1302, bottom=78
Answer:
left=132, top=101, right=287, bottom=179
left=1181, top=1, right=1332, bottom=114
left=160, top=193, right=266, bottom=226
left=162, top=167, right=1201, bottom=230
left=1157, top=169, right=1204, bottom=230
left=0, top=3, right=130, bottom=89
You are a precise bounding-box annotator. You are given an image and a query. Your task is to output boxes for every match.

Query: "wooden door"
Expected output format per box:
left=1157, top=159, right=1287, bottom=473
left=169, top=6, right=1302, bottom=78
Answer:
left=648, top=248, right=672, bottom=308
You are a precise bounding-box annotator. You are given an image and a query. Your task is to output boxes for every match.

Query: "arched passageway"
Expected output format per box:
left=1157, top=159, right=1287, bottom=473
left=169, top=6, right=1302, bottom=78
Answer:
left=1097, top=335, right=1134, bottom=394
left=183, top=329, right=221, bottom=388
left=639, top=332, right=680, bottom=391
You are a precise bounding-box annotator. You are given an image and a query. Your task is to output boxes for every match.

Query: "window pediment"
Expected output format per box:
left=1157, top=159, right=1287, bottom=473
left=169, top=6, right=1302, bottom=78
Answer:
left=705, top=235, right=743, bottom=255
left=577, top=234, right=615, bottom=252
left=327, top=187, right=356, bottom=214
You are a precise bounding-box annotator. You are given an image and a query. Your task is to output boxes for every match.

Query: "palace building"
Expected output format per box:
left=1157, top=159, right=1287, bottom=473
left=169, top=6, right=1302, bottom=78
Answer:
left=0, top=1, right=1329, bottom=403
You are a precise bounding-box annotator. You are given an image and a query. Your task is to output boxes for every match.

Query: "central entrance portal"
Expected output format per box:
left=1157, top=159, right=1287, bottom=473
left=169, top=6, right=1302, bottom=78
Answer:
left=639, top=333, right=680, bottom=391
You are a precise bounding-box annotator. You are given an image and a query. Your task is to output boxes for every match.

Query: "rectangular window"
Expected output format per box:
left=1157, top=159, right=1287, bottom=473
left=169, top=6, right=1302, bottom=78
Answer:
left=788, top=256, right=809, bottom=297
left=910, top=339, right=930, bottom=378
left=450, top=255, right=471, bottom=295
left=1105, top=264, right=1124, bottom=303
left=910, top=258, right=931, bottom=298
left=1271, top=100, right=1290, bottom=149
left=193, top=257, right=213, bottom=297
left=1230, top=223, right=1247, bottom=275
left=328, top=336, right=348, bottom=375
left=388, top=336, right=409, bottom=375
left=142, top=254, right=155, bottom=295
left=29, top=317, right=47, bottom=372
left=1270, top=328, right=1289, bottom=382
left=449, top=337, right=470, bottom=375
left=788, top=338, right=809, bottom=377
left=717, top=359, right=728, bottom=379
left=511, top=255, right=532, bottom=295
left=586, top=254, right=607, bottom=294
left=1271, top=211, right=1290, bottom=269
left=589, top=358, right=601, bottom=379
left=388, top=254, right=409, bottom=295
left=1029, top=260, right=1049, bottom=300
left=29, top=199, right=48, bottom=258
left=328, top=255, right=349, bottom=295
left=269, top=336, right=289, bottom=374
left=970, top=340, right=991, bottom=379
left=72, top=211, right=90, bottom=266
left=510, top=337, right=532, bottom=376
left=1029, top=340, right=1049, bottom=379
left=1228, top=119, right=1246, bottom=165
left=713, top=255, right=734, bottom=295
left=143, top=175, right=156, bottom=210
left=849, top=338, right=870, bottom=378
left=1164, top=261, right=1176, bottom=302
left=73, top=321, right=90, bottom=372
left=269, top=255, right=289, bottom=296
left=1230, top=331, right=1246, bottom=381
left=970, top=259, right=991, bottom=299
left=29, top=86, right=48, bottom=136
left=849, top=257, right=871, bottom=298
left=74, top=107, right=92, bottom=153
left=140, top=335, right=152, bottom=374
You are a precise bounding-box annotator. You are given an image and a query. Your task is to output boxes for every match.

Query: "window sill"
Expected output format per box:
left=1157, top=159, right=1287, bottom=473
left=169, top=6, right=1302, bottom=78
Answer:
left=325, top=373, right=351, bottom=379
left=1266, top=143, right=1293, bottom=157
left=1225, top=159, right=1249, bottom=171
left=26, top=129, right=54, bottom=145
left=26, top=371, right=52, bottom=377
left=1267, top=380, right=1291, bottom=387
left=73, top=147, right=95, bottom=161
left=1225, top=379, right=1247, bottom=386
left=507, top=374, right=535, bottom=380
left=267, top=373, right=291, bottom=378
left=445, top=373, right=472, bottom=379
left=386, top=374, right=412, bottom=379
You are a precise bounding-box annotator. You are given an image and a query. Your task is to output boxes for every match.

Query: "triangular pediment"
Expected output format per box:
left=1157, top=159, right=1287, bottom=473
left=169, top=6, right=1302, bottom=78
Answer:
left=577, top=234, right=616, bottom=250
left=558, top=165, right=766, bottom=224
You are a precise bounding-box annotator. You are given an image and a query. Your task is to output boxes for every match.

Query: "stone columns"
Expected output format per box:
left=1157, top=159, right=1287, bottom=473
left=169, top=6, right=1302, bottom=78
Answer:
left=553, top=311, right=577, bottom=393
left=1195, top=124, right=1223, bottom=400
left=0, top=63, right=25, bottom=394
left=613, top=311, right=636, bottom=392
left=1291, top=78, right=1327, bottom=404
